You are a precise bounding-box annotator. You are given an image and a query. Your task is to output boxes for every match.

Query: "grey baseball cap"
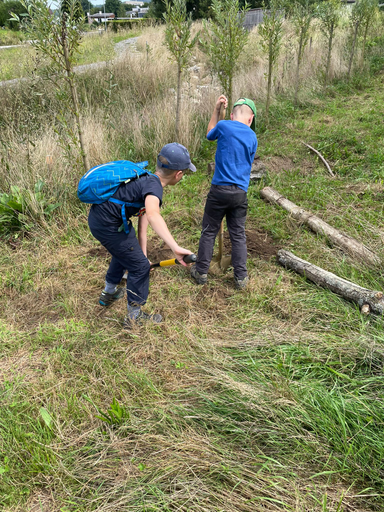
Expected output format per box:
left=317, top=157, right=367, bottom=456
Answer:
left=157, top=143, right=196, bottom=173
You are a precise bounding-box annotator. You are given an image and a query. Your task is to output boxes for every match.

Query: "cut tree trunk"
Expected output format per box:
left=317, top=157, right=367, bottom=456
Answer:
left=260, top=187, right=380, bottom=266
left=277, top=249, right=384, bottom=315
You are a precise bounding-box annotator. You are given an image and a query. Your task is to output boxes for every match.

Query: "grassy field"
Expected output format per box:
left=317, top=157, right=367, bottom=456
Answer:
left=0, top=29, right=140, bottom=81
left=1, top=20, right=384, bottom=512
left=0, top=29, right=24, bottom=46
left=1, top=74, right=384, bottom=511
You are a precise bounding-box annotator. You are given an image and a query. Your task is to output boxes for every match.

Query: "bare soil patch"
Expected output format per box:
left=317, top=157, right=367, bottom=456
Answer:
left=147, top=228, right=279, bottom=263
left=263, top=155, right=316, bottom=176
left=344, top=182, right=383, bottom=197
left=264, top=156, right=295, bottom=174
left=147, top=240, right=174, bottom=263
left=87, top=245, right=109, bottom=258
left=224, top=228, right=279, bottom=260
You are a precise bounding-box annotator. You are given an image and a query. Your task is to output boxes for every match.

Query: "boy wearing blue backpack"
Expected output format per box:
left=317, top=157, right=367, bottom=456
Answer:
left=83, top=142, right=196, bottom=328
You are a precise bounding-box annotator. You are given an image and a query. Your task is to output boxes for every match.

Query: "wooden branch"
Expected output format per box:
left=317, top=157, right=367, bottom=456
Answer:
left=260, top=187, right=380, bottom=266
left=277, top=250, right=384, bottom=315
left=302, top=141, right=335, bottom=177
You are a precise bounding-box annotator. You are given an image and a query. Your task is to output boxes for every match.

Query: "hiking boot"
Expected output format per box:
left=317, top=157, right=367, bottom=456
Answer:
left=124, top=310, right=163, bottom=329
left=190, top=265, right=207, bottom=285
left=234, top=276, right=248, bottom=290
left=99, top=287, right=125, bottom=307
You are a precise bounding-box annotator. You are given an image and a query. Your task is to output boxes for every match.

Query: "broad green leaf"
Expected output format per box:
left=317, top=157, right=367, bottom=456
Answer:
left=40, top=407, right=53, bottom=429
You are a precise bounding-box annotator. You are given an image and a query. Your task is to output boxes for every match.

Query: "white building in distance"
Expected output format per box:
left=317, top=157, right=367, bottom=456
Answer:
left=123, top=1, right=144, bottom=6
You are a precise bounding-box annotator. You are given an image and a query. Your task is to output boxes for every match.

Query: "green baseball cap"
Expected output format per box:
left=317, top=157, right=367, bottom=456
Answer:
left=233, top=98, right=257, bottom=131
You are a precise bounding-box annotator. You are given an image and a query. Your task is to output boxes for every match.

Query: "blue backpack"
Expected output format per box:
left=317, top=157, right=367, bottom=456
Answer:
left=77, top=160, right=150, bottom=233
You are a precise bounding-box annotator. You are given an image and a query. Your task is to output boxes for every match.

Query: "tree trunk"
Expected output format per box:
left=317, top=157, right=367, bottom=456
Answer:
left=175, top=62, right=182, bottom=140
left=325, top=25, right=334, bottom=86
left=260, top=187, right=380, bottom=265
left=348, top=21, right=360, bottom=79
left=362, top=20, right=369, bottom=62
left=228, top=75, right=233, bottom=121
left=277, top=249, right=384, bottom=315
left=266, top=40, right=273, bottom=120
left=63, top=36, right=89, bottom=172
left=294, top=31, right=304, bottom=105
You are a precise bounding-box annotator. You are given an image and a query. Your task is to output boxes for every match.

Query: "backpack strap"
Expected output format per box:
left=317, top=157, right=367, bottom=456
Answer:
left=109, top=199, right=144, bottom=233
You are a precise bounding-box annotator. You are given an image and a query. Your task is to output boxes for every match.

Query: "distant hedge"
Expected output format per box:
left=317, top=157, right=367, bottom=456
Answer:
left=109, top=18, right=160, bottom=31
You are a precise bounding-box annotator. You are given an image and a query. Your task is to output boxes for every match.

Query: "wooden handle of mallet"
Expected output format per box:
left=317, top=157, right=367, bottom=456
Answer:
left=150, top=253, right=197, bottom=269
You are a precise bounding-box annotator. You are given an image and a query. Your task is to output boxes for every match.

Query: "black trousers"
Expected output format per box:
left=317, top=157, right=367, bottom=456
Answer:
left=88, top=212, right=150, bottom=306
left=196, top=185, right=248, bottom=279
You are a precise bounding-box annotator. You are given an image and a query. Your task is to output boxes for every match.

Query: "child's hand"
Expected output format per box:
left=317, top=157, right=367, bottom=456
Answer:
left=216, top=95, right=228, bottom=112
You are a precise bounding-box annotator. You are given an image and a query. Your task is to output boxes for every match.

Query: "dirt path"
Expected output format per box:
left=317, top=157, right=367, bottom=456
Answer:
left=0, top=44, right=26, bottom=50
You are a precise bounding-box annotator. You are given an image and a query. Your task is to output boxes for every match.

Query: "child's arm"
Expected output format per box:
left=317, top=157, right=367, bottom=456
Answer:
left=207, top=95, right=228, bottom=135
left=145, top=195, right=192, bottom=267
left=138, top=213, right=149, bottom=257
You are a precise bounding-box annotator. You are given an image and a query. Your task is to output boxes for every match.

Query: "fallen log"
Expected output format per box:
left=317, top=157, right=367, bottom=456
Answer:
left=277, top=249, right=384, bottom=315
left=260, top=187, right=380, bottom=266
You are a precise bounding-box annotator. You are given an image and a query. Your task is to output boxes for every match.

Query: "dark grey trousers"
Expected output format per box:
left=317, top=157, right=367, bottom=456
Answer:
left=196, top=185, right=248, bottom=279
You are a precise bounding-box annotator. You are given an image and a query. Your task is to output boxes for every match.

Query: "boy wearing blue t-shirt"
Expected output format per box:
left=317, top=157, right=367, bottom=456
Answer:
left=191, top=95, right=258, bottom=289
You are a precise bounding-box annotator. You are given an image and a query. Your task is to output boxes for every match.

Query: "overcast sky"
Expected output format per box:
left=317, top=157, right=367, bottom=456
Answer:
left=49, top=0, right=104, bottom=8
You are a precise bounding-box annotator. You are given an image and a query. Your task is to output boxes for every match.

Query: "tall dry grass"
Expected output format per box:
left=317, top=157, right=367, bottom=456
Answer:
left=0, top=12, right=382, bottom=204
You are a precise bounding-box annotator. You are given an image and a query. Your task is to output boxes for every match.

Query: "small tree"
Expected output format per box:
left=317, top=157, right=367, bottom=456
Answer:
left=347, top=0, right=365, bottom=78
left=163, top=0, right=198, bottom=140
left=289, top=0, right=315, bottom=104
left=1, top=1, right=25, bottom=29
left=360, top=0, right=378, bottom=61
left=11, top=0, right=90, bottom=172
left=317, top=0, right=341, bottom=85
left=201, top=0, right=249, bottom=112
left=61, top=0, right=83, bottom=21
left=258, top=0, right=284, bottom=120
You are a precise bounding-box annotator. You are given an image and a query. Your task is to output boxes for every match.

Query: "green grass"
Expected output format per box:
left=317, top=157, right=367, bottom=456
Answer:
left=0, top=28, right=24, bottom=46
left=112, top=31, right=140, bottom=44
left=0, top=30, right=140, bottom=81
left=0, top=45, right=34, bottom=80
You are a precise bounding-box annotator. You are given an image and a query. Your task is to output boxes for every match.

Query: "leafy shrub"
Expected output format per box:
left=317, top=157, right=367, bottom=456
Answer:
left=0, top=1, right=24, bottom=30
left=0, top=180, right=60, bottom=236
left=109, top=18, right=157, bottom=32
left=96, top=398, right=130, bottom=426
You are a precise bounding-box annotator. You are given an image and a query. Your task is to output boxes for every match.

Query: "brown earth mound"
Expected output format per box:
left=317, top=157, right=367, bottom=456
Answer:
left=87, top=228, right=279, bottom=263
left=147, top=243, right=174, bottom=263
left=88, top=242, right=175, bottom=264
left=87, top=246, right=109, bottom=258
left=265, top=156, right=294, bottom=174
left=224, top=228, right=279, bottom=260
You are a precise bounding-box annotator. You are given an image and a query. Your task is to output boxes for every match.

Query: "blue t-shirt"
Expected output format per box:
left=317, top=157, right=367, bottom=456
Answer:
left=207, top=120, right=257, bottom=192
